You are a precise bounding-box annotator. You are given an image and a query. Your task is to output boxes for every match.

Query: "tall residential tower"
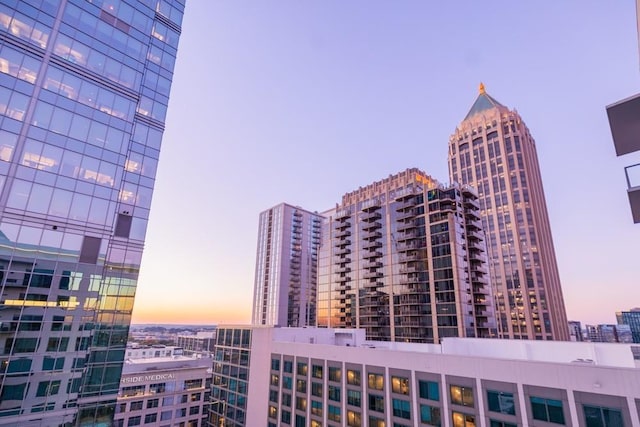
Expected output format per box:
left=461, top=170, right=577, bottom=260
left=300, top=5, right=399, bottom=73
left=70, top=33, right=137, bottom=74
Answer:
left=252, top=203, right=322, bottom=327
left=317, top=168, right=496, bottom=343
left=448, top=84, right=569, bottom=340
left=0, top=1, right=184, bottom=424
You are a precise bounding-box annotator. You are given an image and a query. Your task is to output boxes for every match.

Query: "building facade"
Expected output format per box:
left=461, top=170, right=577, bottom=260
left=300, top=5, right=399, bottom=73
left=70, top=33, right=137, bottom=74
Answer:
left=0, top=0, right=183, bottom=424
left=448, top=84, right=569, bottom=341
left=210, top=326, right=640, bottom=427
left=115, top=353, right=211, bottom=427
left=252, top=203, right=322, bottom=327
left=176, top=331, right=216, bottom=356
left=316, top=168, right=496, bottom=343
left=617, top=309, right=640, bottom=343
left=568, top=321, right=584, bottom=342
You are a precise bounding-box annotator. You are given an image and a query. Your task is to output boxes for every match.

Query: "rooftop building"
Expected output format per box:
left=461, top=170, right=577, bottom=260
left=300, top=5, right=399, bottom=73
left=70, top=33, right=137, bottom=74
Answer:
left=116, top=352, right=211, bottom=427
left=209, top=326, right=640, bottom=427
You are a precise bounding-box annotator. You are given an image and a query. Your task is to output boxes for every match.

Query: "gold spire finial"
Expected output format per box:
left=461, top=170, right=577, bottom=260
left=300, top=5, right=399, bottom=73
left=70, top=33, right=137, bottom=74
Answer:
left=479, top=82, right=486, bottom=94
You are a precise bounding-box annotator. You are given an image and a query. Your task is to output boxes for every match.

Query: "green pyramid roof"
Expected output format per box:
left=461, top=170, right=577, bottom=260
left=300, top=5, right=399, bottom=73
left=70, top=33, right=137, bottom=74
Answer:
left=464, top=83, right=506, bottom=120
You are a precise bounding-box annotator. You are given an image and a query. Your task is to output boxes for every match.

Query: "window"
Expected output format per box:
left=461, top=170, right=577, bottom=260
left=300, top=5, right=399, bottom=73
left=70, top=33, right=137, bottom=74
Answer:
left=347, top=369, right=361, bottom=386
left=284, top=360, right=293, bottom=373
left=530, top=397, right=565, bottom=424
left=369, top=394, right=384, bottom=412
left=311, top=382, right=323, bottom=397
left=487, top=390, right=515, bottom=415
left=297, top=362, right=308, bottom=376
left=281, top=409, right=291, bottom=424
left=146, top=398, right=159, bottom=409
left=368, top=373, right=384, bottom=390
left=127, top=416, right=141, bottom=426
left=269, top=390, right=278, bottom=403
left=311, top=400, right=322, bottom=416
left=420, top=404, right=441, bottom=425
left=295, top=415, right=306, bottom=427
left=450, top=385, right=474, bottom=407
left=391, top=376, right=409, bottom=395
left=271, top=374, right=279, bottom=386
left=328, top=385, right=341, bottom=402
left=283, top=376, right=292, bottom=390
left=329, top=366, right=341, bottom=382
left=489, top=421, right=516, bottom=427
left=328, top=405, right=341, bottom=422
left=583, top=405, right=623, bottom=427
left=296, top=379, right=307, bottom=393
left=347, top=410, right=362, bottom=427
left=347, top=390, right=362, bottom=407
left=296, top=397, right=307, bottom=411
left=369, top=416, right=385, bottom=427
left=268, top=405, right=278, bottom=419
left=418, top=380, right=439, bottom=401
left=130, top=401, right=143, bottom=411
left=160, top=411, right=171, bottom=421
left=184, top=379, right=202, bottom=390
left=144, top=413, right=157, bottom=423
left=271, top=357, right=280, bottom=371
left=312, top=364, right=323, bottom=379
left=392, top=399, right=411, bottom=419
left=282, top=393, right=292, bottom=407
left=36, top=380, right=60, bottom=397
left=452, top=411, right=475, bottom=427
left=189, top=406, right=199, bottom=415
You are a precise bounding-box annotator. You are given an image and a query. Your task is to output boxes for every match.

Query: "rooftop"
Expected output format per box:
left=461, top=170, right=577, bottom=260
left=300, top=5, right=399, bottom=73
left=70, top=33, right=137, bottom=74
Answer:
left=463, top=82, right=508, bottom=120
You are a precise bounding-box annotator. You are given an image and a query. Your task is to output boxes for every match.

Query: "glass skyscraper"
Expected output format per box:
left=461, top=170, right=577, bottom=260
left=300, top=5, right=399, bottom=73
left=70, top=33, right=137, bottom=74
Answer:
left=448, top=84, right=569, bottom=341
left=0, top=0, right=183, bottom=424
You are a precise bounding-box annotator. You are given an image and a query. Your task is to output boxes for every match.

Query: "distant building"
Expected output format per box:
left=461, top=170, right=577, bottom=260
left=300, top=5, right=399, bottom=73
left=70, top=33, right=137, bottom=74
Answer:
left=208, top=326, right=640, bottom=427
left=568, top=321, right=584, bottom=342
left=116, top=352, right=212, bottom=427
left=176, top=331, right=216, bottom=356
left=617, top=308, right=640, bottom=343
left=125, top=344, right=184, bottom=359
left=316, top=168, right=496, bottom=342
left=585, top=324, right=633, bottom=343
left=449, top=84, right=569, bottom=340
left=252, top=203, right=322, bottom=327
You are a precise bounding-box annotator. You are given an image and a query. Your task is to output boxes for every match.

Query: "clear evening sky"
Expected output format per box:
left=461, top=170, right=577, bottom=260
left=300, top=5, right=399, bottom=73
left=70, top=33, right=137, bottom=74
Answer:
left=131, top=2, right=640, bottom=325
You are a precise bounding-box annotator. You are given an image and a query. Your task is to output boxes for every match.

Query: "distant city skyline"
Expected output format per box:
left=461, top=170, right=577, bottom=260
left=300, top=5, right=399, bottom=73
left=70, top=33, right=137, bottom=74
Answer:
left=132, top=2, right=640, bottom=326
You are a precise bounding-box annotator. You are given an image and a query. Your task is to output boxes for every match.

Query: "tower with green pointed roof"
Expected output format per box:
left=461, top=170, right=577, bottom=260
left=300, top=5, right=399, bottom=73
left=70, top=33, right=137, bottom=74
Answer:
left=448, top=84, right=570, bottom=341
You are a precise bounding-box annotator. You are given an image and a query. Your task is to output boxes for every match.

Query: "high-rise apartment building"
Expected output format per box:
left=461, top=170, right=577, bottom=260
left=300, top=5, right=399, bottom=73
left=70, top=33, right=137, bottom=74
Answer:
left=252, top=203, right=322, bottom=327
left=0, top=1, right=183, bottom=424
left=448, top=84, right=569, bottom=341
left=317, top=168, right=496, bottom=343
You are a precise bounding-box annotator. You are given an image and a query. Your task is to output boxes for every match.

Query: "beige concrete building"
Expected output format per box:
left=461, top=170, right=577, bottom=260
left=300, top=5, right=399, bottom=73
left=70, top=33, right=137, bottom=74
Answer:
left=448, top=85, right=569, bottom=341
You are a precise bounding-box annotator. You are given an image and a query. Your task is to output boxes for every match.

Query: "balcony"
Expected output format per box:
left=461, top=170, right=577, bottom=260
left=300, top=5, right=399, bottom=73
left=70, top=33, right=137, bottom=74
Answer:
left=334, top=239, right=351, bottom=248
left=334, top=257, right=351, bottom=265
left=362, top=221, right=382, bottom=232
left=363, top=241, right=382, bottom=250
left=397, top=230, right=418, bottom=241
left=334, top=220, right=351, bottom=230
left=395, top=198, right=417, bottom=211
left=362, top=230, right=382, bottom=240
left=396, top=210, right=415, bottom=221
left=363, top=251, right=383, bottom=259
left=361, top=211, right=382, bottom=222
left=399, top=253, right=421, bottom=263
left=397, top=220, right=417, bottom=232
left=335, top=229, right=351, bottom=238
left=464, top=198, right=480, bottom=210
left=335, top=247, right=351, bottom=256
left=363, top=261, right=383, bottom=269
left=363, top=271, right=383, bottom=280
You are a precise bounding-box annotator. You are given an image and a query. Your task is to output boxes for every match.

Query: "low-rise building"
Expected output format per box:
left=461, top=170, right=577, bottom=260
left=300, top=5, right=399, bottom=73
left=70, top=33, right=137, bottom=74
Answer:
left=209, top=326, right=640, bottom=427
left=116, top=353, right=212, bottom=427
left=176, top=331, right=216, bottom=356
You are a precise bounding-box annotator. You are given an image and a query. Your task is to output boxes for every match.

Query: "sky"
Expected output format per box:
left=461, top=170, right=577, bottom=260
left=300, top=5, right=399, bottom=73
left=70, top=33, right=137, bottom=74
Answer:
left=131, top=1, right=640, bottom=326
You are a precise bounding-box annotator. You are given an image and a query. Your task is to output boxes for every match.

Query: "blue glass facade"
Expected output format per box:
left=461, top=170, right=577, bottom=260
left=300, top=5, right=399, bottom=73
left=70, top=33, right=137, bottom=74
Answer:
left=0, top=0, right=183, bottom=424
